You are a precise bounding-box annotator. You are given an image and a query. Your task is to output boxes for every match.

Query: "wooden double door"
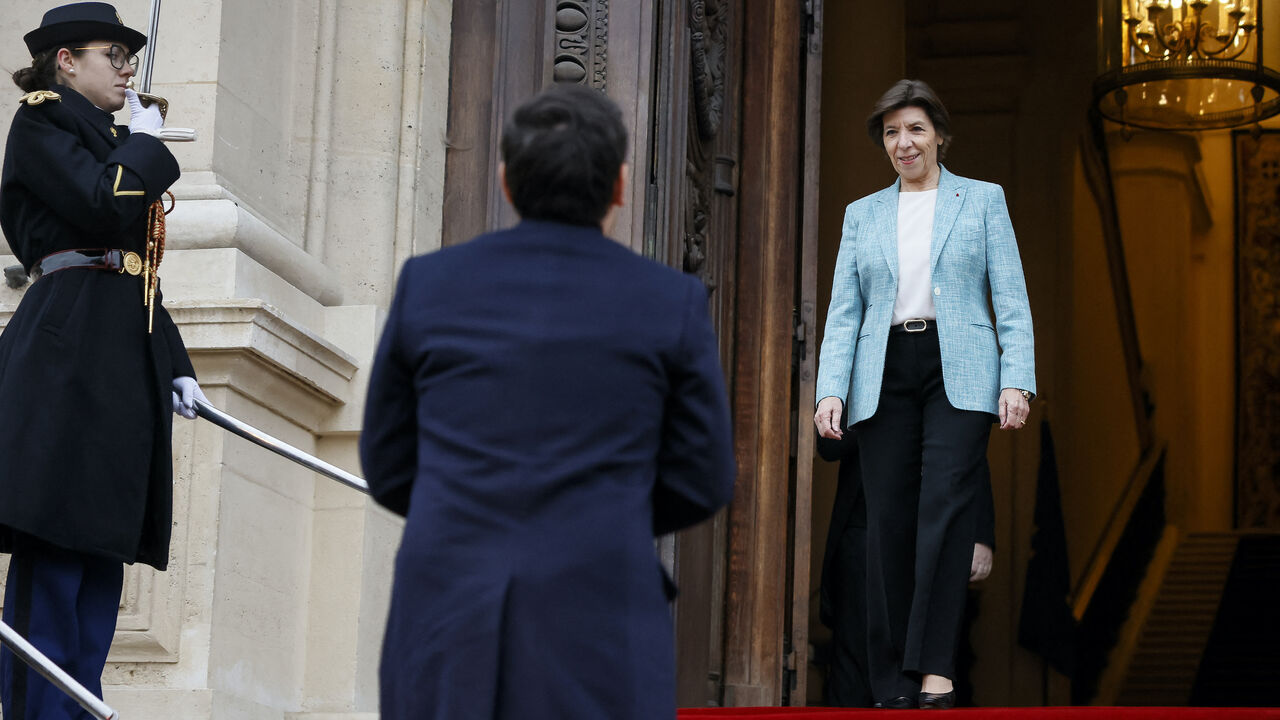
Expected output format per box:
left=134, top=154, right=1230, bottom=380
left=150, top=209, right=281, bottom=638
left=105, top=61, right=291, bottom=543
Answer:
left=441, top=0, right=823, bottom=707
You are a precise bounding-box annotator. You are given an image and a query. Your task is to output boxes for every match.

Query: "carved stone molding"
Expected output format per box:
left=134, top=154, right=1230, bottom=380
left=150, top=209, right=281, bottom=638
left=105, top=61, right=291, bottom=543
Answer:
left=0, top=538, right=177, bottom=664
left=553, top=1, right=609, bottom=88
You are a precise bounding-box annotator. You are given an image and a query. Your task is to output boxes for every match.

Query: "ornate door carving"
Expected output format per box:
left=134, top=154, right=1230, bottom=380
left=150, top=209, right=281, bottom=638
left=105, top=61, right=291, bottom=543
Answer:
left=552, top=1, right=609, bottom=87
left=646, top=0, right=744, bottom=707
left=1233, top=130, right=1280, bottom=529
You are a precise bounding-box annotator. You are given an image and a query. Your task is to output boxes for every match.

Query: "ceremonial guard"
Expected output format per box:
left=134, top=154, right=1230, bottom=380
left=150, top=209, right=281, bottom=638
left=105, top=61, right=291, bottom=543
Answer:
left=0, top=4, right=205, bottom=717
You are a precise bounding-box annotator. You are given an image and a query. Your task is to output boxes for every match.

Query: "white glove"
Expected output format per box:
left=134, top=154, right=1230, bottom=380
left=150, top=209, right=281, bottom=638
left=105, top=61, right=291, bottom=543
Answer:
left=125, top=89, right=164, bottom=137
left=172, top=376, right=208, bottom=420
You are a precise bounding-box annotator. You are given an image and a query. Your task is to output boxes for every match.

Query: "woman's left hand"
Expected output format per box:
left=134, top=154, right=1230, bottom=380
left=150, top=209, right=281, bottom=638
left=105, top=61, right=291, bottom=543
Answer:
left=998, top=387, right=1030, bottom=430
left=172, top=376, right=208, bottom=420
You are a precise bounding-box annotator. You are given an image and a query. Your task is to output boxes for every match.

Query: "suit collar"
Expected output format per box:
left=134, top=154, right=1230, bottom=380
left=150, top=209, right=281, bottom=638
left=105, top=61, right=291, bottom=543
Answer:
left=871, top=165, right=969, bottom=279
left=505, top=219, right=620, bottom=250
left=872, top=181, right=899, bottom=282
left=930, top=165, right=965, bottom=269
left=515, top=218, right=607, bottom=237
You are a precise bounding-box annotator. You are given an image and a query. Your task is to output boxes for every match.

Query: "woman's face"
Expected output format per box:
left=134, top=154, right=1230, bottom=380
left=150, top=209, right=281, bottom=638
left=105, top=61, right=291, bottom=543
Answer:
left=59, top=40, right=135, bottom=112
left=881, top=105, right=942, bottom=187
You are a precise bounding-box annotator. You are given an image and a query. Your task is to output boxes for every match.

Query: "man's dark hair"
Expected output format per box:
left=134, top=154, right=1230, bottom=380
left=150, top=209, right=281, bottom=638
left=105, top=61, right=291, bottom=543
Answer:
left=500, top=84, right=628, bottom=227
left=866, top=78, right=953, bottom=159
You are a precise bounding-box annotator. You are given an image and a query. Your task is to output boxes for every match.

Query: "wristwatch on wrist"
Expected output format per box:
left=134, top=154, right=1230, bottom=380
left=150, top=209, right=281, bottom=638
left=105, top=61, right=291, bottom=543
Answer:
left=1019, top=389, right=1032, bottom=402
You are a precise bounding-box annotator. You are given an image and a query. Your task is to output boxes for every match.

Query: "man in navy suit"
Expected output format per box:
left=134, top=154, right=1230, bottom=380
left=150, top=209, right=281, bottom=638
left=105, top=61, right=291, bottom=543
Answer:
left=359, top=84, right=736, bottom=720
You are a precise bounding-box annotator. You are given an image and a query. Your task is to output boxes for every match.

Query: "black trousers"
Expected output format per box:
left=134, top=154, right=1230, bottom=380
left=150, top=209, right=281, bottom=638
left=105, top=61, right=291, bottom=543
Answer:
left=854, top=327, right=991, bottom=701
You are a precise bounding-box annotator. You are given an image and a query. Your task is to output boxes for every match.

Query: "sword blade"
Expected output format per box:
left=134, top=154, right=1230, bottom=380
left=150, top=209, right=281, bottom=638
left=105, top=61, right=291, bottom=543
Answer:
left=137, top=0, right=162, bottom=94
left=193, top=398, right=370, bottom=494
left=0, top=621, right=120, bottom=720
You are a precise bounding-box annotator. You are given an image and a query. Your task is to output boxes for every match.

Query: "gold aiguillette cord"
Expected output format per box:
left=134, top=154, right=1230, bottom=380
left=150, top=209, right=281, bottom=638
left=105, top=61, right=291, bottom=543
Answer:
left=143, top=192, right=174, bottom=334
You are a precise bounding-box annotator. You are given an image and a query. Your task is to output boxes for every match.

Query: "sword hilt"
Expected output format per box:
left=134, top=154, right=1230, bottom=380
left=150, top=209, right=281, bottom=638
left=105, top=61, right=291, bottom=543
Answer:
left=136, top=91, right=168, bottom=120
left=126, top=80, right=168, bottom=120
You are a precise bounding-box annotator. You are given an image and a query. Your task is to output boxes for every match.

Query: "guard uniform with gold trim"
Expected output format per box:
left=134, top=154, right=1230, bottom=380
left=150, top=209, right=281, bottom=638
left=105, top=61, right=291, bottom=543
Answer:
left=0, top=83, right=192, bottom=571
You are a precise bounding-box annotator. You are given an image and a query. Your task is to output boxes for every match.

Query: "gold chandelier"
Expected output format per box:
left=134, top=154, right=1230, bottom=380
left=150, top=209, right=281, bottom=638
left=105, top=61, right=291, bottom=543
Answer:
left=1094, top=0, right=1280, bottom=130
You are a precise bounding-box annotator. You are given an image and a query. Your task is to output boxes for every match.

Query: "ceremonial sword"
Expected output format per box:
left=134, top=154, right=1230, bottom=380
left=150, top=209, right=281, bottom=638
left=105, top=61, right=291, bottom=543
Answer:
left=132, top=0, right=168, bottom=117
left=130, top=0, right=351, bottom=491
left=193, top=398, right=370, bottom=494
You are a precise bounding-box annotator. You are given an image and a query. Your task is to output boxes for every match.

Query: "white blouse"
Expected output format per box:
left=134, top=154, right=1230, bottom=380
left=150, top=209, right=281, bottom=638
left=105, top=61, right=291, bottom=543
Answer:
left=891, top=188, right=938, bottom=326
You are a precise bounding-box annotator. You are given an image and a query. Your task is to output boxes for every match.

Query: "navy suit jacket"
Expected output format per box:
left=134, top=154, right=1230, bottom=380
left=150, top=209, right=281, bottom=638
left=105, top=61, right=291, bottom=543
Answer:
left=360, top=219, right=735, bottom=719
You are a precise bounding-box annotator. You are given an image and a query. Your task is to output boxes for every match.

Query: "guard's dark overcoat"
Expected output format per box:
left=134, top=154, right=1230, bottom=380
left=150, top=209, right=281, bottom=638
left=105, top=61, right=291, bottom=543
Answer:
left=360, top=220, right=736, bottom=720
left=0, top=85, right=192, bottom=570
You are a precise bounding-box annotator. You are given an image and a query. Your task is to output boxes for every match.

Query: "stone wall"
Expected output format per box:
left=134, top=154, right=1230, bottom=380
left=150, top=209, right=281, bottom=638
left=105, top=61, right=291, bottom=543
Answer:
left=0, top=1, right=453, bottom=717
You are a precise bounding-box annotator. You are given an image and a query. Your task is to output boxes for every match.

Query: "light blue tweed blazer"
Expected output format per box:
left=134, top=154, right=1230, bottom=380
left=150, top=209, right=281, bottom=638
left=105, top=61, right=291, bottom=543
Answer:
left=816, top=166, right=1036, bottom=427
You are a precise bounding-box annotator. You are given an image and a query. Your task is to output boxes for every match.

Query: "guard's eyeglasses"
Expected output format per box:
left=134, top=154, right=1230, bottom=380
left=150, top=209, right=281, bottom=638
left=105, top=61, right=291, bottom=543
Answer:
left=74, top=44, right=139, bottom=73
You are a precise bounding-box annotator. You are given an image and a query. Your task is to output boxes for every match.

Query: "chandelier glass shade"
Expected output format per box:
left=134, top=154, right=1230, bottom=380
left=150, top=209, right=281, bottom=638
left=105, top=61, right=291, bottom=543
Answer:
left=1095, top=0, right=1280, bottom=130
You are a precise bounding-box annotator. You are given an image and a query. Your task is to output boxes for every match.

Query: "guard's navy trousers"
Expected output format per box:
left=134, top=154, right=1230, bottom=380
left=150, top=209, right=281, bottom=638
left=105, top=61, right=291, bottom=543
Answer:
left=2, top=532, right=122, bottom=720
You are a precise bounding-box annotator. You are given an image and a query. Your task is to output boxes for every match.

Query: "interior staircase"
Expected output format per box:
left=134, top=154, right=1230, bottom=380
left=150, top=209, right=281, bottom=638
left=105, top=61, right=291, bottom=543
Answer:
left=1191, top=533, right=1280, bottom=706
left=1116, top=531, right=1280, bottom=706
left=1116, top=533, right=1238, bottom=705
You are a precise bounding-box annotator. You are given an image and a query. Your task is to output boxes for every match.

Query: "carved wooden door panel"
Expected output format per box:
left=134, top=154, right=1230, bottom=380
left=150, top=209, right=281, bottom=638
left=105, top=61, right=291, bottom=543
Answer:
left=645, top=0, right=745, bottom=707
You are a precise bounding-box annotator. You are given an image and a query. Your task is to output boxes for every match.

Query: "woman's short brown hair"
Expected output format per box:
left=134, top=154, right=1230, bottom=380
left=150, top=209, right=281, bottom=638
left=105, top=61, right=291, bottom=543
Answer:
left=866, top=79, right=953, bottom=159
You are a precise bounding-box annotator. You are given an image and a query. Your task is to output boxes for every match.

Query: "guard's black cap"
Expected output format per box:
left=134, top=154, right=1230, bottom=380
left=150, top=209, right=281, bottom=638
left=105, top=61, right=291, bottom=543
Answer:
left=24, top=3, right=147, bottom=57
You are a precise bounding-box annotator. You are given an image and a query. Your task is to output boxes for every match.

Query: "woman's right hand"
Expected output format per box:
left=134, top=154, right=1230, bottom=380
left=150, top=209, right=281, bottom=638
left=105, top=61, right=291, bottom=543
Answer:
left=814, top=396, right=844, bottom=440
left=125, top=89, right=164, bottom=137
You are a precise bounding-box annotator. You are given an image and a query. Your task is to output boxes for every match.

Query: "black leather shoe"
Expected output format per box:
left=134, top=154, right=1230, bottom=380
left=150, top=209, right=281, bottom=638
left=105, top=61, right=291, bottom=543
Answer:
left=874, top=696, right=918, bottom=709
left=918, top=689, right=956, bottom=709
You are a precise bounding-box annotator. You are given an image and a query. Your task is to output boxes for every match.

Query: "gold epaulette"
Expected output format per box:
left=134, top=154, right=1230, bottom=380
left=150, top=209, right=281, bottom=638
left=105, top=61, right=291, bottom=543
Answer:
left=18, top=90, right=61, bottom=106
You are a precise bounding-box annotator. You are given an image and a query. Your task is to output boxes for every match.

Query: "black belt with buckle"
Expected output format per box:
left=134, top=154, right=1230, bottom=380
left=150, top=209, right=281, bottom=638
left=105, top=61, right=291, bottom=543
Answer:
left=30, top=249, right=143, bottom=282
left=890, top=318, right=935, bottom=334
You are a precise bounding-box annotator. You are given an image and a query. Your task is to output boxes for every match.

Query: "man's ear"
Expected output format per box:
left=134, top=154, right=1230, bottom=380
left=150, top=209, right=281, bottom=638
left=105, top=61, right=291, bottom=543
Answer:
left=611, top=163, right=629, bottom=208
left=499, top=162, right=514, bottom=206
left=601, top=163, right=629, bottom=236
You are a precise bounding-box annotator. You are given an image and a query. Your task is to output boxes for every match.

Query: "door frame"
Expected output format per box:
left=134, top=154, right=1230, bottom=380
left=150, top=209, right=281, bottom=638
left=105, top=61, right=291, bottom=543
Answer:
left=789, top=0, right=824, bottom=705
left=719, top=0, right=816, bottom=707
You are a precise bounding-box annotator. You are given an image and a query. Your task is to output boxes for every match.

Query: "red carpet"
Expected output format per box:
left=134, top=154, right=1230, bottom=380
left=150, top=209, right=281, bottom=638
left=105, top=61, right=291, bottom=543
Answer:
left=679, top=709, right=1280, bottom=719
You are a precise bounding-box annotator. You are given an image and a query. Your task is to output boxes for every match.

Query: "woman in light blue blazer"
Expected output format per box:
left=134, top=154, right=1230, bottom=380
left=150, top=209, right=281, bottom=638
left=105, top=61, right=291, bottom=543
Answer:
left=814, top=79, right=1035, bottom=709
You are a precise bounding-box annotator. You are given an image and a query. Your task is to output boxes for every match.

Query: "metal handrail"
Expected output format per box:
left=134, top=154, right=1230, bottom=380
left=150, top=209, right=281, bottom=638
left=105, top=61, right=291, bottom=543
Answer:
left=0, top=620, right=119, bottom=720
left=192, top=398, right=369, bottom=494
left=0, top=400, right=367, bottom=720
